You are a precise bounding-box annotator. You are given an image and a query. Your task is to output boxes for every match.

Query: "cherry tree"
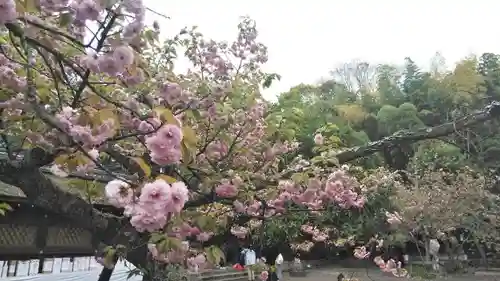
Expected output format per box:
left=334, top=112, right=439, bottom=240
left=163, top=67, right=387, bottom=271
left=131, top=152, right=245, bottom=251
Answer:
left=0, top=0, right=374, bottom=279
left=388, top=167, right=500, bottom=265
left=348, top=166, right=500, bottom=275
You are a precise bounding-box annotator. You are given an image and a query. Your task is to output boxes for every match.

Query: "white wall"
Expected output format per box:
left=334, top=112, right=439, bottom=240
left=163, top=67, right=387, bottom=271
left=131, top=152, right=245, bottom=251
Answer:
left=0, top=258, right=142, bottom=281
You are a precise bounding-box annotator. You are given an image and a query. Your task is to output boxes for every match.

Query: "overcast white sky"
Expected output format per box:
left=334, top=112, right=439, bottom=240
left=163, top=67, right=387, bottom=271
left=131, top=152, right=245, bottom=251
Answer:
left=142, top=0, right=500, bottom=101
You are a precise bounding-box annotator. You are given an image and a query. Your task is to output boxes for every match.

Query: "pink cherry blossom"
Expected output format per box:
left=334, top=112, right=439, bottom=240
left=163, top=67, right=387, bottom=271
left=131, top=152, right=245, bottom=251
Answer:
left=96, top=55, right=121, bottom=76
left=139, top=179, right=172, bottom=210
left=80, top=54, right=100, bottom=72
left=145, top=124, right=183, bottom=166
left=230, top=226, right=248, bottom=239
left=233, top=200, right=246, bottom=212
left=48, top=164, right=69, bottom=178
left=194, top=254, right=207, bottom=267
left=190, top=227, right=201, bottom=236
left=259, top=271, right=269, bottom=281
left=105, top=180, right=133, bottom=208
left=373, top=256, right=385, bottom=267
left=113, top=45, right=134, bottom=67
left=130, top=207, right=168, bottom=232
left=0, top=0, right=17, bottom=24
left=105, top=178, right=189, bottom=233
left=168, top=181, right=189, bottom=213
left=196, top=232, right=213, bottom=242
left=215, top=179, right=238, bottom=198
left=353, top=246, right=370, bottom=259
left=314, top=133, right=324, bottom=145
left=88, top=148, right=99, bottom=160
left=159, top=82, right=183, bottom=105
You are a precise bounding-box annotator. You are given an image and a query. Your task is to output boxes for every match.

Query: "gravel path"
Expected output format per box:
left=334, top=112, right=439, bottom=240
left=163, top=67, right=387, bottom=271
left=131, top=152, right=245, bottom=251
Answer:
left=285, top=267, right=500, bottom=281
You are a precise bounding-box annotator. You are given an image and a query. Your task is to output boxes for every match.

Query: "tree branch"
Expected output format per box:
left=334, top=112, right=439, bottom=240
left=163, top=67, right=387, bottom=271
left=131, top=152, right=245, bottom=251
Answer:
left=336, top=101, right=500, bottom=164
left=104, top=146, right=146, bottom=179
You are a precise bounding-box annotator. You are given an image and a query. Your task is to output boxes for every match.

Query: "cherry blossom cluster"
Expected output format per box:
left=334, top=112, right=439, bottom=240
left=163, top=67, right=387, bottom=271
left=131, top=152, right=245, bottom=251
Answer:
left=29, top=0, right=145, bottom=83
left=214, top=177, right=243, bottom=198
left=74, top=0, right=146, bottom=80
left=268, top=169, right=366, bottom=213
left=230, top=226, right=249, bottom=239
left=374, top=256, right=408, bottom=277
left=0, top=3, right=376, bottom=272
left=231, top=199, right=273, bottom=218
left=247, top=219, right=262, bottom=229
left=105, top=178, right=189, bottom=232
left=223, top=169, right=365, bottom=241
left=158, top=83, right=192, bottom=108
left=290, top=241, right=314, bottom=252
left=259, top=271, right=268, bottom=281
left=300, top=225, right=330, bottom=242
left=314, top=133, right=324, bottom=145
left=51, top=96, right=185, bottom=169
left=0, top=54, right=26, bottom=93
left=145, top=124, right=183, bottom=166
left=55, top=106, right=115, bottom=148
left=80, top=45, right=136, bottom=79
left=147, top=241, right=190, bottom=264
left=183, top=17, right=268, bottom=79
left=353, top=246, right=407, bottom=278
left=147, top=242, right=209, bottom=272
left=0, top=0, right=17, bottom=24
left=147, top=241, right=211, bottom=271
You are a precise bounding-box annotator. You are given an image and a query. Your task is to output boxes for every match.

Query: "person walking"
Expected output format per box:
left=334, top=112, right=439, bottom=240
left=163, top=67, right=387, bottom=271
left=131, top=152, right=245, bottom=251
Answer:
left=275, top=252, right=284, bottom=281
left=429, top=238, right=441, bottom=272
left=242, top=246, right=256, bottom=281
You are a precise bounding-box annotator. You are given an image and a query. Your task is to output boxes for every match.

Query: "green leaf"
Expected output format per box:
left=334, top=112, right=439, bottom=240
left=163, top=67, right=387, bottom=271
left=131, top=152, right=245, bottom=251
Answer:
left=262, top=73, right=281, bottom=89
left=143, top=29, right=158, bottom=45
left=195, top=216, right=208, bottom=229
left=149, top=233, right=165, bottom=244
left=127, top=268, right=142, bottom=279
left=212, top=246, right=226, bottom=263
left=59, top=13, right=73, bottom=27
left=157, top=237, right=182, bottom=253
left=156, top=175, right=178, bottom=184
left=181, top=142, right=194, bottom=165
left=15, top=0, right=36, bottom=13
left=205, top=246, right=225, bottom=265
left=0, top=202, right=12, bottom=211
left=166, top=237, right=182, bottom=250
left=291, top=173, right=307, bottom=183
left=0, top=202, right=12, bottom=216
left=154, top=106, right=180, bottom=126
left=327, top=157, right=340, bottom=167
left=132, top=157, right=151, bottom=178
left=103, top=247, right=116, bottom=267
left=182, top=126, right=197, bottom=148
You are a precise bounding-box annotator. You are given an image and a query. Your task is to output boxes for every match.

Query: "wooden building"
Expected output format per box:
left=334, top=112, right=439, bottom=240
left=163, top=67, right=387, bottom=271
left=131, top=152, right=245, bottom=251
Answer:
left=0, top=176, right=113, bottom=275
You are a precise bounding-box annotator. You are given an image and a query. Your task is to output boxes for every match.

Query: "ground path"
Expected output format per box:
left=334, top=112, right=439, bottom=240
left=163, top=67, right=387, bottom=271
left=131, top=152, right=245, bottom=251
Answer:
left=285, top=267, right=500, bottom=281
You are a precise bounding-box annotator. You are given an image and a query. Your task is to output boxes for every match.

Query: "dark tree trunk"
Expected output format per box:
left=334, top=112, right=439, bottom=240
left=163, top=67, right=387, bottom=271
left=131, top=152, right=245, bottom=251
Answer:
left=97, top=266, right=115, bottom=281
